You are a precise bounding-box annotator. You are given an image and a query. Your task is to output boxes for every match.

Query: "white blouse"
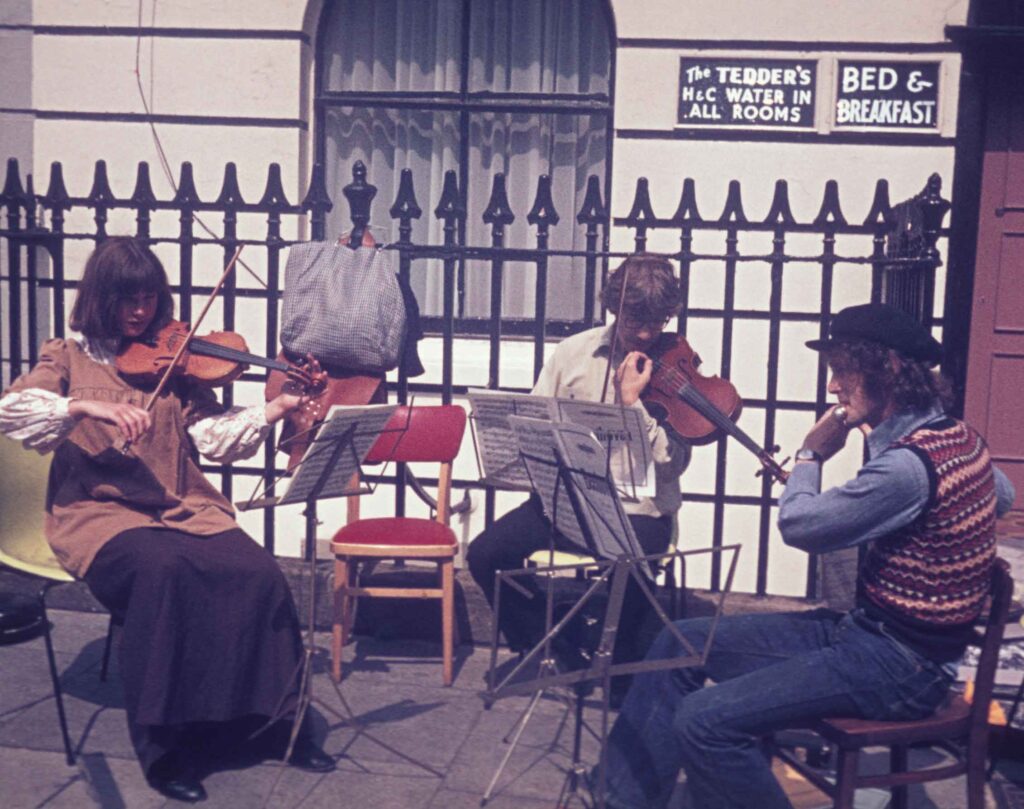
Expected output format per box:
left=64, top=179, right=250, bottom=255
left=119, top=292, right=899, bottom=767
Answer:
left=0, top=337, right=271, bottom=462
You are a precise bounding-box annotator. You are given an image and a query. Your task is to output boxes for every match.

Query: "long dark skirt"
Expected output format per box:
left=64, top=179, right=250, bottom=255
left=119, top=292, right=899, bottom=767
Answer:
left=83, top=526, right=304, bottom=774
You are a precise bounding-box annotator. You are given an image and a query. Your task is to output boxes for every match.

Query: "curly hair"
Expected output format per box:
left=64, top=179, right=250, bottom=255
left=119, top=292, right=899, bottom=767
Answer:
left=600, top=253, right=683, bottom=324
left=69, top=237, right=174, bottom=340
left=825, top=339, right=951, bottom=411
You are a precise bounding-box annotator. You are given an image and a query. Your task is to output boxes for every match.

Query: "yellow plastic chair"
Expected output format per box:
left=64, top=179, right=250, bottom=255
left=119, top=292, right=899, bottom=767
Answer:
left=0, top=439, right=83, bottom=765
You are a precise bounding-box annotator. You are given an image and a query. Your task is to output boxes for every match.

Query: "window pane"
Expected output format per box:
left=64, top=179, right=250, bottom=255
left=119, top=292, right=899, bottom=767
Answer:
left=468, top=0, right=611, bottom=95
left=465, top=111, right=607, bottom=320
left=318, top=0, right=613, bottom=324
left=321, top=0, right=462, bottom=93
left=323, top=105, right=459, bottom=317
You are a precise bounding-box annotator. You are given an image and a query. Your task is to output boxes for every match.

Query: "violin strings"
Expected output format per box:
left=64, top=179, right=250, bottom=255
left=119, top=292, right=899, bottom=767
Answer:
left=647, top=356, right=768, bottom=458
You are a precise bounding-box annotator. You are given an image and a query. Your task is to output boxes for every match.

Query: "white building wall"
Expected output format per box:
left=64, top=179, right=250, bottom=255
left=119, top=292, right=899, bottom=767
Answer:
left=6, top=0, right=971, bottom=595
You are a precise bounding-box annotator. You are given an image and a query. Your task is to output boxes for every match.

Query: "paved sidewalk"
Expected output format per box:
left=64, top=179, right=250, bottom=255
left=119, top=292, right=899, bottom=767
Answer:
left=2, top=609, right=1022, bottom=808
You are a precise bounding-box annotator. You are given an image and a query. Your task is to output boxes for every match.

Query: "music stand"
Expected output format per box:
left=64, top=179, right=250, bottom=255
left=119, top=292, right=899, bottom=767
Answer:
left=240, top=404, right=443, bottom=779
left=482, top=417, right=740, bottom=808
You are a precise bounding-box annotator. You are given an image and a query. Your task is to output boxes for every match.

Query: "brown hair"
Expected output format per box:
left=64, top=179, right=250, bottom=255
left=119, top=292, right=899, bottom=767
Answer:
left=600, top=253, right=683, bottom=324
left=69, top=237, right=174, bottom=340
left=826, top=339, right=952, bottom=412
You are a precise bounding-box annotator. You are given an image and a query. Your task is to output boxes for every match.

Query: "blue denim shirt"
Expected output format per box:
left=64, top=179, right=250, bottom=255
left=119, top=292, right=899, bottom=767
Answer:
left=778, top=403, right=1016, bottom=554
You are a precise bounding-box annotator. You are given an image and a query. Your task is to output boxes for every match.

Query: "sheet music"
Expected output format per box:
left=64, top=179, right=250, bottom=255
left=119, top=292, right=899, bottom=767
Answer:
left=555, top=399, right=652, bottom=502
left=279, top=404, right=397, bottom=506
left=507, top=416, right=589, bottom=551
left=548, top=422, right=652, bottom=579
left=468, top=389, right=653, bottom=498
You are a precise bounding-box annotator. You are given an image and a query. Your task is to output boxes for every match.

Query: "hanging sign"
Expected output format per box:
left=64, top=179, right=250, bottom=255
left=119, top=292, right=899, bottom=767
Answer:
left=677, top=57, right=817, bottom=128
left=834, top=61, right=940, bottom=129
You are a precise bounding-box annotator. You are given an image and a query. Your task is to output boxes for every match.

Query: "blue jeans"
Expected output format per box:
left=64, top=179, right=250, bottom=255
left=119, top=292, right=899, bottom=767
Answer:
left=602, top=608, right=952, bottom=809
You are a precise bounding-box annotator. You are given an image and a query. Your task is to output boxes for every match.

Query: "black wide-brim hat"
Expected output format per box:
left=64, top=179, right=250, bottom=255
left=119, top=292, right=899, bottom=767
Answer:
left=806, top=303, right=942, bottom=365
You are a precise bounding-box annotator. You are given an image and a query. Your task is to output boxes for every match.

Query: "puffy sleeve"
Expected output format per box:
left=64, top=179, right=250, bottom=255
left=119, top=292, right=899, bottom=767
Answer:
left=187, top=403, right=272, bottom=463
left=4, top=339, right=71, bottom=397
left=0, top=341, right=77, bottom=452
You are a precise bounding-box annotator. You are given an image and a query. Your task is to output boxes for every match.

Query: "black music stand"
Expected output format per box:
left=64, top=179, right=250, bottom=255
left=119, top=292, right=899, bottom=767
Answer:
left=240, top=404, right=442, bottom=779
left=481, top=417, right=740, bottom=808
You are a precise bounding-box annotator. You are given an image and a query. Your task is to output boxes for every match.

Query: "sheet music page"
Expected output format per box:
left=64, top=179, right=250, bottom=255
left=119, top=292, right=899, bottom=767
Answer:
left=549, top=422, right=650, bottom=577
left=506, top=415, right=589, bottom=553
left=467, top=389, right=558, bottom=489
left=468, top=389, right=652, bottom=497
left=280, top=404, right=397, bottom=505
left=555, top=400, right=654, bottom=500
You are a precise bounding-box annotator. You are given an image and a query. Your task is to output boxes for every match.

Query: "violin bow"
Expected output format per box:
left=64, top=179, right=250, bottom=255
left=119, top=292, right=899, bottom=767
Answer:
left=600, top=262, right=633, bottom=404
left=139, top=245, right=245, bottom=413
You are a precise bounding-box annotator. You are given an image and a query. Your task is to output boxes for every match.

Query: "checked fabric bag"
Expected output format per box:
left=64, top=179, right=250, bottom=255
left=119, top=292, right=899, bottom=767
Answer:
left=280, top=242, right=407, bottom=373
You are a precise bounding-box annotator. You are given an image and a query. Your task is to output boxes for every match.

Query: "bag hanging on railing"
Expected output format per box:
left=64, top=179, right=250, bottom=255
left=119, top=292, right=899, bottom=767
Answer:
left=280, top=242, right=407, bottom=373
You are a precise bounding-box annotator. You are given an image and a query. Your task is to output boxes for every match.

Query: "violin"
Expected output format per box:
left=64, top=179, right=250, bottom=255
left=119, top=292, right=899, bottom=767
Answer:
left=639, top=333, right=789, bottom=483
left=117, top=320, right=327, bottom=395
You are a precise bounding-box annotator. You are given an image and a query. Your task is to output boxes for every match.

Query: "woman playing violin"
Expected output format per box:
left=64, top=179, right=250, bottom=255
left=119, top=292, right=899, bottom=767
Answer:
left=0, top=237, right=332, bottom=802
left=466, top=252, right=692, bottom=703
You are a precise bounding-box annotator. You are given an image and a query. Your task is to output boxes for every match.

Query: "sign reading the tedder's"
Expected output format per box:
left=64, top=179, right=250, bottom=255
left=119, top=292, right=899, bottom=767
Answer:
left=834, top=61, right=940, bottom=129
left=677, top=57, right=817, bottom=128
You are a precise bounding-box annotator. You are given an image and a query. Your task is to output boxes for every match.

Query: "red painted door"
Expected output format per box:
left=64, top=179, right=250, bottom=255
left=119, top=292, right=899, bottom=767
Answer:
left=964, top=68, right=1024, bottom=510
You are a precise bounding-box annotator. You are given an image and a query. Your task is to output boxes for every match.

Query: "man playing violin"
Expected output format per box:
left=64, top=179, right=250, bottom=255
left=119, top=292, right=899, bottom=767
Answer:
left=600, top=303, right=1016, bottom=809
left=0, top=237, right=333, bottom=802
left=467, top=253, right=692, bottom=696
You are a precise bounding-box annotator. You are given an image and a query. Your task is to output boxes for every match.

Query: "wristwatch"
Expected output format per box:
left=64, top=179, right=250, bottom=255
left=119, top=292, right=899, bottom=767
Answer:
left=794, top=448, right=823, bottom=464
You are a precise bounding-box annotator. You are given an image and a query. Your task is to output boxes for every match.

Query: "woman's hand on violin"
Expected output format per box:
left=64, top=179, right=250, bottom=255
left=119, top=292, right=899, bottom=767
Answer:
left=264, top=392, right=312, bottom=425
left=800, top=405, right=851, bottom=462
left=69, top=399, right=152, bottom=442
left=615, top=351, right=653, bottom=407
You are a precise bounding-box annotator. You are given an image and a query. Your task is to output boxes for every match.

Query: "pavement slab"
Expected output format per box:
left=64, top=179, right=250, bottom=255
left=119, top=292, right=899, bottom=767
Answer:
left=1, top=608, right=1022, bottom=809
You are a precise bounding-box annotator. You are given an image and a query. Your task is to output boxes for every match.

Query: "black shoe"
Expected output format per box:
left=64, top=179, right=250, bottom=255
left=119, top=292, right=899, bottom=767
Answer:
left=148, top=773, right=207, bottom=803
left=288, top=738, right=336, bottom=773
left=147, top=752, right=206, bottom=803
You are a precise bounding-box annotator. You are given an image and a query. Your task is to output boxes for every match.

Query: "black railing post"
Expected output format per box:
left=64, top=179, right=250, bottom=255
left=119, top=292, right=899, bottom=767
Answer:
left=24, top=174, right=39, bottom=367
left=257, top=162, right=292, bottom=557
left=864, top=179, right=892, bottom=304
left=623, top=177, right=656, bottom=253
left=2, top=158, right=25, bottom=380
left=481, top=172, right=515, bottom=528
left=670, top=178, right=703, bottom=334
left=917, top=173, right=951, bottom=330
left=434, top=170, right=464, bottom=405
left=482, top=173, right=515, bottom=390
left=342, top=160, right=375, bottom=247
left=42, top=162, right=70, bottom=339
left=173, top=163, right=201, bottom=324
left=576, top=175, right=606, bottom=329
left=709, top=180, right=747, bottom=593
left=389, top=168, right=422, bottom=407
left=302, top=162, right=333, bottom=243
left=130, top=162, right=158, bottom=241
left=214, top=162, right=244, bottom=507
left=758, top=180, right=795, bottom=596
left=527, top=175, right=559, bottom=381
left=809, top=180, right=848, bottom=595
left=86, top=160, right=115, bottom=244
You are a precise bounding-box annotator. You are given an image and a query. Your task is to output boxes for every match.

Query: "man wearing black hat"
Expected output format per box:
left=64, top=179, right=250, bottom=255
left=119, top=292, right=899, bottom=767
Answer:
left=600, top=303, right=1015, bottom=809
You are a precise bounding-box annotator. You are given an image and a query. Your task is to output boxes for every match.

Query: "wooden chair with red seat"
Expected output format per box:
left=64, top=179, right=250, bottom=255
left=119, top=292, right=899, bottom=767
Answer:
left=773, top=558, right=1014, bottom=809
left=329, top=404, right=466, bottom=686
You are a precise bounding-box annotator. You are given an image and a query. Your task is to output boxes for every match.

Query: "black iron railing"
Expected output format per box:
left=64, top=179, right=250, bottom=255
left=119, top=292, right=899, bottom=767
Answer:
left=0, top=157, right=950, bottom=596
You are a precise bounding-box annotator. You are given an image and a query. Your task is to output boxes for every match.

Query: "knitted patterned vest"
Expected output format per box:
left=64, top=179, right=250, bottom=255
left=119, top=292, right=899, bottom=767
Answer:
left=859, top=418, right=997, bottom=630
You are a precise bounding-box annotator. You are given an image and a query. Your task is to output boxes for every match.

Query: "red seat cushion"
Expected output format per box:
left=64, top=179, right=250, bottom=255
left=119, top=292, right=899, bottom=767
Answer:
left=331, top=518, right=457, bottom=549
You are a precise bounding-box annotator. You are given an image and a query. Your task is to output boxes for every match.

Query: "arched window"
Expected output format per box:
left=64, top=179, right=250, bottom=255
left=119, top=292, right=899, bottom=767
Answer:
left=315, top=0, right=614, bottom=325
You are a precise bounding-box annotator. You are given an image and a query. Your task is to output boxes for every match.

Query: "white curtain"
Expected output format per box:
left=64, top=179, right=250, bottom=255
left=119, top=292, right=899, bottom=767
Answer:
left=320, top=0, right=610, bottom=320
